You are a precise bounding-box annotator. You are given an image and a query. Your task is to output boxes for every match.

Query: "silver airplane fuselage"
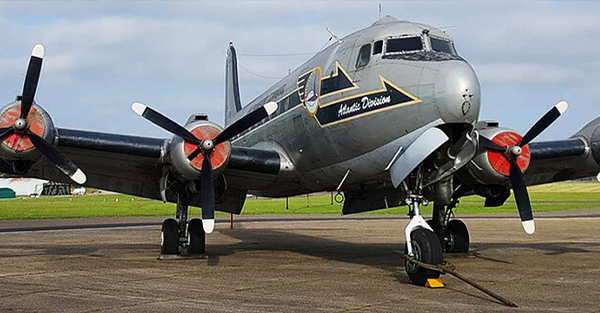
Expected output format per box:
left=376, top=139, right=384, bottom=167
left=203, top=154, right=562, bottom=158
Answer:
left=231, top=17, right=480, bottom=197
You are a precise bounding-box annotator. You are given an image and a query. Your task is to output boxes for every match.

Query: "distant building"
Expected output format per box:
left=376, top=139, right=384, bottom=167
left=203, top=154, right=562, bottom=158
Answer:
left=0, top=178, right=46, bottom=196
left=0, top=178, right=73, bottom=196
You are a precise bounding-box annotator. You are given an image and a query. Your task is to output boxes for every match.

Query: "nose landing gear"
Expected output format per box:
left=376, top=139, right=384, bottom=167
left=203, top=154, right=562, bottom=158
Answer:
left=403, top=184, right=444, bottom=285
left=405, top=225, right=443, bottom=286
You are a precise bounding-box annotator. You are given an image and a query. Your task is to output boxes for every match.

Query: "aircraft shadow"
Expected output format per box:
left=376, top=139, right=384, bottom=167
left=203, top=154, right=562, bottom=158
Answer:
left=213, top=226, right=408, bottom=281
left=470, top=241, right=600, bottom=256
left=211, top=226, right=600, bottom=281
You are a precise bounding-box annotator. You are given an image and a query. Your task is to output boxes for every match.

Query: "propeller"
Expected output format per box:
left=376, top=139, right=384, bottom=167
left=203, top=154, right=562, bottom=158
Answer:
left=132, top=101, right=278, bottom=233
left=0, top=45, right=86, bottom=185
left=478, top=101, right=568, bottom=234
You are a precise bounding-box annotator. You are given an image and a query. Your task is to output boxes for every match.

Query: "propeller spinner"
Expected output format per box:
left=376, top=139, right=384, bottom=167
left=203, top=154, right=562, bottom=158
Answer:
left=132, top=101, right=277, bottom=233
left=478, top=101, right=568, bottom=234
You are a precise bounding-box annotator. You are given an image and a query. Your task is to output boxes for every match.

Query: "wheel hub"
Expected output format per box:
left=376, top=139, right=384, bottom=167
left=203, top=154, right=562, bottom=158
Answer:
left=406, top=242, right=421, bottom=273
left=445, top=231, right=456, bottom=251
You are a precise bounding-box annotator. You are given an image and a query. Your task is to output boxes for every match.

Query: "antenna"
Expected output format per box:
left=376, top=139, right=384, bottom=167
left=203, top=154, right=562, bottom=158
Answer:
left=378, top=2, right=382, bottom=20
left=326, top=27, right=342, bottom=44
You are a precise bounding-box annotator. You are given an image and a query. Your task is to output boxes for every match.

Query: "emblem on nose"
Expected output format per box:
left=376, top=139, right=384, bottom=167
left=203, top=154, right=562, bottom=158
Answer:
left=461, top=88, right=473, bottom=116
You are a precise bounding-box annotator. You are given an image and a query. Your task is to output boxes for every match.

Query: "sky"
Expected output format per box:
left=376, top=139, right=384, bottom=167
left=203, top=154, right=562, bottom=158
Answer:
left=0, top=1, right=599, bottom=141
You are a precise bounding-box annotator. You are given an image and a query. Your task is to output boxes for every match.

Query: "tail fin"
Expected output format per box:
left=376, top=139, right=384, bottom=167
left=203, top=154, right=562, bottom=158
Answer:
left=225, top=43, right=242, bottom=126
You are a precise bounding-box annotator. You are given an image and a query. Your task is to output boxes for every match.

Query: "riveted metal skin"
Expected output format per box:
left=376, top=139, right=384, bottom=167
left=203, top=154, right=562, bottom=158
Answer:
left=231, top=18, right=480, bottom=196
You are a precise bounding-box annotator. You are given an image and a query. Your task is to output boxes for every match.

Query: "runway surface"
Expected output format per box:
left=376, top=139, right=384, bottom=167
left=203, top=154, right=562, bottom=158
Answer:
left=0, top=214, right=599, bottom=312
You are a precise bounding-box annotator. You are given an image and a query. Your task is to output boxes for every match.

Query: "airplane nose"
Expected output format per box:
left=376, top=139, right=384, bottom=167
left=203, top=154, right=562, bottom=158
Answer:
left=435, top=61, right=481, bottom=124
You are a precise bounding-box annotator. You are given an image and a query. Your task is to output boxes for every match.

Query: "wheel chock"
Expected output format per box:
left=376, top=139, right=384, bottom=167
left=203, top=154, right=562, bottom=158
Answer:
left=425, top=278, right=445, bottom=288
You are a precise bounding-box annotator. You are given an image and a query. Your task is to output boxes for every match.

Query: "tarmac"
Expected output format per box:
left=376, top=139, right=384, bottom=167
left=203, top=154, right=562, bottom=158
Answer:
left=0, top=212, right=599, bottom=312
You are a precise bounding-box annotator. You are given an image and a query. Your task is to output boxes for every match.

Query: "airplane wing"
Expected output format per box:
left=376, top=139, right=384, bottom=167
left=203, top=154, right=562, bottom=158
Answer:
left=8, top=128, right=282, bottom=214
left=525, top=116, right=600, bottom=186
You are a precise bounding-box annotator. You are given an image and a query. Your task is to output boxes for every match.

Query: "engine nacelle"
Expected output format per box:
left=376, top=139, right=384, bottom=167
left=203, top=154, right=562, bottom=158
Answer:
left=170, top=120, right=231, bottom=181
left=0, top=101, right=55, bottom=162
left=591, top=121, right=600, bottom=166
left=458, top=126, right=530, bottom=187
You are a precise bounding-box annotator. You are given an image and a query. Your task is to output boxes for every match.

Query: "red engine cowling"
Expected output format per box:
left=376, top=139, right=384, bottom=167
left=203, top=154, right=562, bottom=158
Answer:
left=459, top=127, right=530, bottom=186
left=0, top=101, right=55, bottom=161
left=169, top=120, right=231, bottom=180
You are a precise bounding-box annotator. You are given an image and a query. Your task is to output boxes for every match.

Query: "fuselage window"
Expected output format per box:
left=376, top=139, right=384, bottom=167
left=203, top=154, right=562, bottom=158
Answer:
left=356, top=44, right=371, bottom=68
left=386, top=36, right=423, bottom=54
left=430, top=37, right=456, bottom=55
left=373, top=40, right=383, bottom=55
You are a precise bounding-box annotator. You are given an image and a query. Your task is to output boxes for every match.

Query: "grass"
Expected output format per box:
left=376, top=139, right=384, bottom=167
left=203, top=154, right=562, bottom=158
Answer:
left=0, top=182, right=599, bottom=220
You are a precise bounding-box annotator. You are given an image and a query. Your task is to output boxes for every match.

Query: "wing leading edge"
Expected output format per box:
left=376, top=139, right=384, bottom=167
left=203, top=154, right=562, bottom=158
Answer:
left=525, top=117, right=600, bottom=186
left=8, top=128, right=282, bottom=213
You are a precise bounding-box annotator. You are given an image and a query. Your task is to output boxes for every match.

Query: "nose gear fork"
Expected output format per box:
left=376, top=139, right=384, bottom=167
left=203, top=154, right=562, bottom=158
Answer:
left=404, top=194, right=434, bottom=256
left=401, top=165, right=443, bottom=286
left=402, top=165, right=434, bottom=256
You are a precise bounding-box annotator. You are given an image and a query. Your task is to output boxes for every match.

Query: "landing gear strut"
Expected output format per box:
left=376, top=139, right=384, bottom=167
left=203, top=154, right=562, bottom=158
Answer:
left=429, top=201, right=470, bottom=253
left=402, top=166, right=443, bottom=286
left=161, top=192, right=206, bottom=255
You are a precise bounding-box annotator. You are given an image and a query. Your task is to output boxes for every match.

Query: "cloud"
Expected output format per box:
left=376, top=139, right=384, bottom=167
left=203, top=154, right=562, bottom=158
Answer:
left=0, top=1, right=599, bottom=140
left=475, top=62, right=584, bottom=85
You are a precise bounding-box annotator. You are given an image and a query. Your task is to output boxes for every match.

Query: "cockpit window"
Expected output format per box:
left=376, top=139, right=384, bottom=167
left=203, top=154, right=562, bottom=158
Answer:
left=385, top=36, right=423, bottom=54
left=356, top=44, right=371, bottom=68
left=430, top=36, right=456, bottom=55
left=373, top=40, right=383, bottom=55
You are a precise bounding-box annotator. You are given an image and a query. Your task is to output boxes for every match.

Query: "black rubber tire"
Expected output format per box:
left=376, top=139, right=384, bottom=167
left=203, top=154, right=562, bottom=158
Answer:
left=426, top=219, right=444, bottom=248
left=161, top=218, right=180, bottom=255
left=445, top=219, right=470, bottom=253
left=405, top=227, right=443, bottom=286
left=187, top=218, right=206, bottom=254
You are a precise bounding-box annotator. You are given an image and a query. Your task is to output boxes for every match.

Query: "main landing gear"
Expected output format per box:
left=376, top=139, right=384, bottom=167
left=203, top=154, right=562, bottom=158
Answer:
left=161, top=193, right=206, bottom=255
left=428, top=201, right=470, bottom=254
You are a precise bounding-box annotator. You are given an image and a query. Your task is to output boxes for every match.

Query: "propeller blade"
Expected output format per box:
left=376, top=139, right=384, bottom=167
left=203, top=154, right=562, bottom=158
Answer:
left=131, top=102, right=201, bottom=144
left=213, top=101, right=278, bottom=145
left=479, top=135, right=506, bottom=152
left=519, top=101, right=568, bottom=147
left=20, top=44, right=45, bottom=119
left=187, top=146, right=202, bottom=161
left=508, top=158, right=535, bottom=234
left=0, top=127, right=14, bottom=139
left=200, top=155, right=215, bottom=233
left=27, top=131, right=87, bottom=184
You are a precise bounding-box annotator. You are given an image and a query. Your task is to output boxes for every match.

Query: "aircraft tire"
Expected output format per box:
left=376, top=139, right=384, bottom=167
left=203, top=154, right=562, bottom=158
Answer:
left=161, top=218, right=179, bottom=254
left=426, top=219, right=444, bottom=248
left=445, top=220, right=470, bottom=253
left=187, top=218, right=206, bottom=254
left=405, top=227, right=443, bottom=286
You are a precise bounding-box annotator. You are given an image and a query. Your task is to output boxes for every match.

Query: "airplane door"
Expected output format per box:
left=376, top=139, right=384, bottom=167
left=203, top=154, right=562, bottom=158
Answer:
left=288, top=114, right=305, bottom=155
